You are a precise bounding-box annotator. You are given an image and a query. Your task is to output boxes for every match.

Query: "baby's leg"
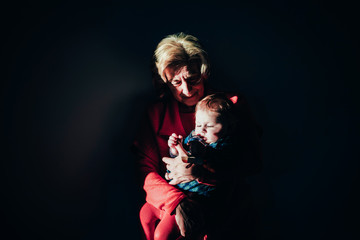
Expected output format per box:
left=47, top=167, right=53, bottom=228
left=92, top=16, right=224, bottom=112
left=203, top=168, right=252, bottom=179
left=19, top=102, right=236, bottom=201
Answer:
left=154, top=212, right=180, bottom=240
left=140, top=202, right=161, bottom=240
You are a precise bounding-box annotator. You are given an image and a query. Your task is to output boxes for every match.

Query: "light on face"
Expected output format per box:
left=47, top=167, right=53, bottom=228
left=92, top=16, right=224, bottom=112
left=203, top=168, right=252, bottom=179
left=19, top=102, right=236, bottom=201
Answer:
left=195, top=110, right=223, bottom=144
left=164, top=65, right=205, bottom=106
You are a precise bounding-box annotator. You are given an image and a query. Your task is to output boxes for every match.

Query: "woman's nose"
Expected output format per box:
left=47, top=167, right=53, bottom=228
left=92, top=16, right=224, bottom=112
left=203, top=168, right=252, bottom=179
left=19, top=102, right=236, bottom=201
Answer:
left=181, top=81, right=192, bottom=96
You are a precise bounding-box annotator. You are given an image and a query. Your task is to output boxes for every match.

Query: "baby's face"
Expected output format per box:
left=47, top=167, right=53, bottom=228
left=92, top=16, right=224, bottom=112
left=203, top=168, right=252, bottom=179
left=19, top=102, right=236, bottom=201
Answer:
left=194, top=109, right=223, bottom=144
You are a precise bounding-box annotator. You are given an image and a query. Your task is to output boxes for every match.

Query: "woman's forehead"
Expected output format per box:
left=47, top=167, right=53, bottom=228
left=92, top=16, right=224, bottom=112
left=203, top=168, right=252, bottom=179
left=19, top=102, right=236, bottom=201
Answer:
left=165, top=63, right=200, bottom=79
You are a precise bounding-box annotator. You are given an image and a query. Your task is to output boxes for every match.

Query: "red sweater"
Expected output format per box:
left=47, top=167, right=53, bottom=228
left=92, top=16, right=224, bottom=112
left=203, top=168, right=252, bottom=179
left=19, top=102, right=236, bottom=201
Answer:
left=133, top=98, right=193, bottom=216
left=133, top=93, right=262, bottom=217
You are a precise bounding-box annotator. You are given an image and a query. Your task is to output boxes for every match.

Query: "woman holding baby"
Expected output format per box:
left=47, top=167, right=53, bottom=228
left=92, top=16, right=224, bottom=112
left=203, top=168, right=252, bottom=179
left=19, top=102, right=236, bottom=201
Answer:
left=132, top=33, right=262, bottom=240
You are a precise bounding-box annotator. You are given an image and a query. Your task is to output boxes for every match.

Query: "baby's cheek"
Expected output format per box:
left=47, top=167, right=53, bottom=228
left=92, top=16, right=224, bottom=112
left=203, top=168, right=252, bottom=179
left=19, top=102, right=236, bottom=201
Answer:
left=210, top=132, right=220, bottom=141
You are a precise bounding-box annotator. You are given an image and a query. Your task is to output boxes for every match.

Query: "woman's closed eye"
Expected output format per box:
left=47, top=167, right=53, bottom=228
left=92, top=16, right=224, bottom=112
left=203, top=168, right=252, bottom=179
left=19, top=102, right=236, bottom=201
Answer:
left=171, top=80, right=181, bottom=87
left=187, top=76, right=201, bottom=85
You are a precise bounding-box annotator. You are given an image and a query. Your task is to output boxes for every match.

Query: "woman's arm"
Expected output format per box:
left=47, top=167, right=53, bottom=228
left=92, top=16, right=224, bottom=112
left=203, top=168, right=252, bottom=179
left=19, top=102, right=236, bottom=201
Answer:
left=132, top=107, right=187, bottom=215
left=143, top=172, right=186, bottom=215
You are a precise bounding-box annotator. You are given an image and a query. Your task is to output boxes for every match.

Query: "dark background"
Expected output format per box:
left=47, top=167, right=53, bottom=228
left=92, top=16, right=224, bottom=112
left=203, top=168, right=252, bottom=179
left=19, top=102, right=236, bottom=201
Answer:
left=2, top=1, right=359, bottom=239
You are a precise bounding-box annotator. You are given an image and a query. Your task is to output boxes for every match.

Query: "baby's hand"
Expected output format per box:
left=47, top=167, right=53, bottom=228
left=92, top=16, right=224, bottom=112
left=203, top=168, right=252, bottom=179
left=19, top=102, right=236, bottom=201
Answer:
left=168, top=133, right=183, bottom=148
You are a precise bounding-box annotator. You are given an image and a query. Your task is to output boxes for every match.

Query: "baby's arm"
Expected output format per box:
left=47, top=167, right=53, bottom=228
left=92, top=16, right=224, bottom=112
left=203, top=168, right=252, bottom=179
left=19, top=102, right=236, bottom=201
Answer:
left=168, top=133, right=183, bottom=157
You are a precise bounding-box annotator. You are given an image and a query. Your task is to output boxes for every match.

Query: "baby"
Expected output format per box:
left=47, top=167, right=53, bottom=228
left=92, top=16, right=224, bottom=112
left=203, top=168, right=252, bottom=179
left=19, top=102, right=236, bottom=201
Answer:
left=168, top=93, right=238, bottom=196
left=168, top=93, right=239, bottom=238
left=139, top=93, right=239, bottom=240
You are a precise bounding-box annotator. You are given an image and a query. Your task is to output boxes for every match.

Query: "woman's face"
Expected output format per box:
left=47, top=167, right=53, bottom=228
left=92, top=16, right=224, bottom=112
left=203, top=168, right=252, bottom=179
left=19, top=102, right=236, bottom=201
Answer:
left=164, top=64, right=205, bottom=107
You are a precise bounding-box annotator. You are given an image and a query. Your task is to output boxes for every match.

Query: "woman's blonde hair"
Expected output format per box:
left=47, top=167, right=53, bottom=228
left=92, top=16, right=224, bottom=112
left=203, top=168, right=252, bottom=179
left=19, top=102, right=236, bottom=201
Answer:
left=154, top=32, right=210, bottom=83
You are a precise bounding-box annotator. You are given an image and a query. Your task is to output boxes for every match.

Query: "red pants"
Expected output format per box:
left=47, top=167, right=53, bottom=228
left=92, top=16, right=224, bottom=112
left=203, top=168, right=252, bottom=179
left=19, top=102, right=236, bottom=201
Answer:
left=139, top=202, right=181, bottom=240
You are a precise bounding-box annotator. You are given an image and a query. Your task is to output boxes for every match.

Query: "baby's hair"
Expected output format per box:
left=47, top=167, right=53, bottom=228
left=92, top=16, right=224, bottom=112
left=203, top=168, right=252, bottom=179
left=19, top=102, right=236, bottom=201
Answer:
left=196, top=93, right=233, bottom=113
left=196, top=93, right=238, bottom=136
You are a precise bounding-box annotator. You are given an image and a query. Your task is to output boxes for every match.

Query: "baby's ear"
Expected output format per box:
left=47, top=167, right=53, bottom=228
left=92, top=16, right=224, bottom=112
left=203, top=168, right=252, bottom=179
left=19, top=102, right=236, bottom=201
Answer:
left=229, top=95, right=238, bottom=104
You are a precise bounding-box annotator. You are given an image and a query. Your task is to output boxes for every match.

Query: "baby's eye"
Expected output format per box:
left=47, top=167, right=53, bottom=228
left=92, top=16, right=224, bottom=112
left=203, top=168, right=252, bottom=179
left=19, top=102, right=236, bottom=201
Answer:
left=196, top=125, right=202, bottom=127
left=206, top=125, right=214, bottom=128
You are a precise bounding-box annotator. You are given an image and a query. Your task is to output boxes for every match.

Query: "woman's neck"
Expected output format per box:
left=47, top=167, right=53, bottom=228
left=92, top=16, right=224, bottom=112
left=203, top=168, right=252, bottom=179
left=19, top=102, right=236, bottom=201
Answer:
left=178, top=102, right=196, bottom=113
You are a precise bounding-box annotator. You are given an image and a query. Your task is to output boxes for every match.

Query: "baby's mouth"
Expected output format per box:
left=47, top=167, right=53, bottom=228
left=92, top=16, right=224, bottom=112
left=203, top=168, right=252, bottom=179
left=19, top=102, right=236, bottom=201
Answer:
left=196, top=134, right=206, bottom=141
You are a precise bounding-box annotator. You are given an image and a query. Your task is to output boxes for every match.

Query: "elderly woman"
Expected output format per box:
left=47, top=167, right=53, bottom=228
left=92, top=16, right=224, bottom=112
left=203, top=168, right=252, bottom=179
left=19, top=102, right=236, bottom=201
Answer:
left=133, top=33, right=262, bottom=240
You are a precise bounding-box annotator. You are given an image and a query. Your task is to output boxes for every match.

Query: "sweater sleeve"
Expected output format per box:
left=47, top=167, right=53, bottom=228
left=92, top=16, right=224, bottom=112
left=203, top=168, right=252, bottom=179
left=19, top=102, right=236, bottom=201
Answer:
left=144, top=172, right=186, bottom=215
left=132, top=104, right=186, bottom=215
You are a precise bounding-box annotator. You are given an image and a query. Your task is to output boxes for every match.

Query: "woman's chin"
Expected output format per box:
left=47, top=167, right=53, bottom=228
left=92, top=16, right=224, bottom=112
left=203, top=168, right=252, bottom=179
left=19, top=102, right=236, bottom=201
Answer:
left=182, top=97, right=200, bottom=106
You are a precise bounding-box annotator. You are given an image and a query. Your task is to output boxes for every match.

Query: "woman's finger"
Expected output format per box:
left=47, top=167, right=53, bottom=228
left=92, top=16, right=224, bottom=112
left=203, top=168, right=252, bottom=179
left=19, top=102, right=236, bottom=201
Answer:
left=166, top=164, right=174, bottom=172
left=167, top=171, right=174, bottom=180
left=168, top=176, right=179, bottom=185
left=162, top=157, right=173, bottom=165
left=164, top=172, right=171, bottom=180
left=175, top=144, right=187, bottom=157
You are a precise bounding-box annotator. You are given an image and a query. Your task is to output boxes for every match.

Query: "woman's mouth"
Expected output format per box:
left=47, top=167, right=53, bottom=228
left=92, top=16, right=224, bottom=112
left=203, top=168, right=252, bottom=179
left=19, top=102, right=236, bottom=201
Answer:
left=182, top=94, right=194, bottom=99
left=181, top=91, right=197, bottom=99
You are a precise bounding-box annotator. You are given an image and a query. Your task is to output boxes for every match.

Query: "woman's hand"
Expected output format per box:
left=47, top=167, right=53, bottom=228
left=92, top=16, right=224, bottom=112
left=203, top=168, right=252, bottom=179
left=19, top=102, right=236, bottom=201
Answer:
left=162, top=144, right=195, bottom=185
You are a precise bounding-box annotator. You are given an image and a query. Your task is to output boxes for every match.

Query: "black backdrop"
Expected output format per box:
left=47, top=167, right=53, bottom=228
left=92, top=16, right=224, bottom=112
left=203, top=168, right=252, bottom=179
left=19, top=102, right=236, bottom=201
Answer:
left=2, top=1, right=359, bottom=239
